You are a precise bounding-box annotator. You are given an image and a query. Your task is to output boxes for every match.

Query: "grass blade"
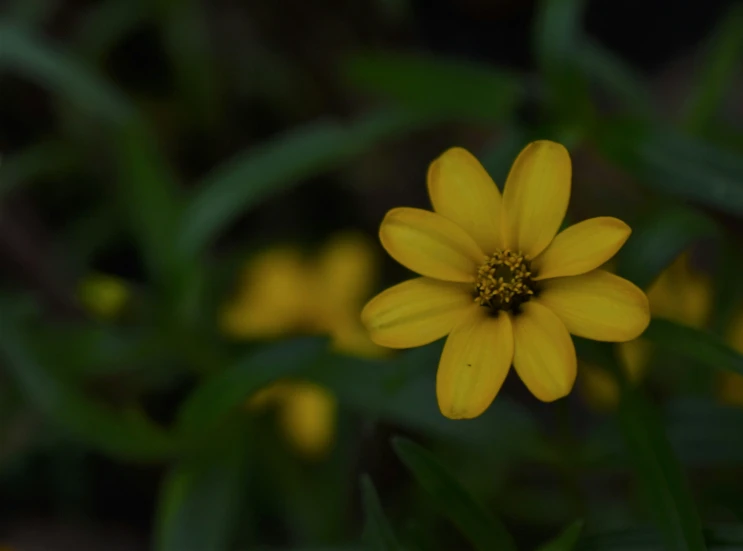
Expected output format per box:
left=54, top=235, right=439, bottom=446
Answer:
left=643, top=318, right=743, bottom=377
left=391, top=437, right=517, bottom=551
left=177, top=110, right=430, bottom=258
left=536, top=520, right=584, bottom=551
left=0, top=23, right=132, bottom=125
left=155, top=426, right=247, bottom=551
left=0, top=309, right=176, bottom=460
left=344, top=53, right=523, bottom=123
left=684, top=3, right=743, bottom=134
left=618, top=387, right=707, bottom=551
left=360, top=474, right=404, bottom=551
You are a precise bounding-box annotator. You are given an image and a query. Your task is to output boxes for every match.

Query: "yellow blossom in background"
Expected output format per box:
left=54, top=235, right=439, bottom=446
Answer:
left=361, top=141, right=650, bottom=420
left=719, top=309, right=743, bottom=406
left=222, top=234, right=383, bottom=457
left=77, top=273, right=130, bottom=320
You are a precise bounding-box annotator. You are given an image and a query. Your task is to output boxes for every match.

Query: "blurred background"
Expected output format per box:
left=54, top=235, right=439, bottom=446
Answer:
left=1, top=0, right=743, bottom=550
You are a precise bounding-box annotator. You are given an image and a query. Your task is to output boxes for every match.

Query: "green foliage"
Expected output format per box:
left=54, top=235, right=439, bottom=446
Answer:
left=618, top=386, right=708, bottom=551
left=155, top=423, right=248, bottom=551
left=1, top=1, right=743, bottom=549
left=345, top=53, right=523, bottom=123
left=361, top=475, right=405, bottom=551
left=536, top=520, right=583, bottom=551
left=392, top=437, right=517, bottom=551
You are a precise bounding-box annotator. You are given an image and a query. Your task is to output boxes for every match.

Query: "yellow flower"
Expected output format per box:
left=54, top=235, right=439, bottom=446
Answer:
left=77, top=273, right=130, bottom=320
left=222, top=234, right=383, bottom=456
left=247, top=381, right=337, bottom=458
left=222, top=234, right=382, bottom=357
left=361, top=142, right=650, bottom=419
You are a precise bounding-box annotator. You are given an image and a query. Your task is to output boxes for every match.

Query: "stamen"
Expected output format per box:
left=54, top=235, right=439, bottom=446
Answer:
left=475, top=249, right=535, bottom=313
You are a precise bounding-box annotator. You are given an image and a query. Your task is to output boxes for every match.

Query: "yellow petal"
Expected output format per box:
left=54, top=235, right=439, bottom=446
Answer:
left=279, top=382, right=336, bottom=459
left=512, top=301, right=577, bottom=401
left=247, top=381, right=293, bottom=410
left=502, top=140, right=571, bottom=258
left=538, top=270, right=650, bottom=342
left=727, top=308, right=743, bottom=354
left=580, top=363, right=620, bottom=411
left=222, top=248, right=307, bottom=338
left=718, top=372, right=743, bottom=407
left=647, top=253, right=712, bottom=329
left=618, top=338, right=652, bottom=382
left=720, top=310, right=743, bottom=407
left=315, top=233, right=377, bottom=316
left=427, top=147, right=503, bottom=253
left=331, top=316, right=389, bottom=358
left=379, top=207, right=484, bottom=282
left=532, top=217, right=631, bottom=280
left=436, top=311, right=513, bottom=419
left=361, top=278, right=476, bottom=348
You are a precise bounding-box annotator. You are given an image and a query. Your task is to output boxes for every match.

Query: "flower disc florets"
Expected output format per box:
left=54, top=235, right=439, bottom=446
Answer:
left=475, top=249, right=535, bottom=313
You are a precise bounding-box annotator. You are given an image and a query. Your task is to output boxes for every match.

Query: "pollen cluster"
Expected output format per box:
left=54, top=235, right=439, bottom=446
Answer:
left=475, top=249, right=535, bottom=312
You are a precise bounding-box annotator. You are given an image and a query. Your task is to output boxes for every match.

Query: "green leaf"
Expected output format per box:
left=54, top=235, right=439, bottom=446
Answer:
left=684, top=3, right=743, bottom=134
left=536, top=520, right=584, bottom=551
left=391, top=437, right=517, bottom=551
left=532, top=0, right=591, bottom=119
left=598, top=122, right=743, bottom=216
left=0, top=310, right=176, bottom=460
left=177, top=110, right=431, bottom=258
left=616, top=205, right=720, bottom=289
left=580, top=524, right=743, bottom=551
left=576, top=40, right=653, bottom=116
left=618, top=387, right=707, bottom=551
left=114, top=122, right=183, bottom=285
left=71, top=0, right=146, bottom=64
left=643, top=318, right=743, bottom=377
left=360, top=474, right=404, bottom=551
left=155, top=425, right=247, bottom=551
left=0, top=23, right=132, bottom=125
left=154, top=0, right=220, bottom=128
left=0, top=140, right=77, bottom=198
left=4, top=0, right=60, bottom=30
left=176, top=337, right=327, bottom=437
left=344, top=53, right=523, bottom=122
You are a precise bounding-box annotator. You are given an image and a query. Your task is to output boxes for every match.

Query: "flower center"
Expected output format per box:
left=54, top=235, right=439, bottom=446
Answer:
left=475, top=249, right=535, bottom=313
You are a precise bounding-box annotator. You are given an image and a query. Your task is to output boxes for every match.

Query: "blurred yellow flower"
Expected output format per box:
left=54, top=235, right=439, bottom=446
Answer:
left=719, top=309, right=743, bottom=406
left=582, top=252, right=743, bottom=409
left=222, top=234, right=383, bottom=457
left=361, top=142, right=649, bottom=420
left=77, top=273, right=130, bottom=320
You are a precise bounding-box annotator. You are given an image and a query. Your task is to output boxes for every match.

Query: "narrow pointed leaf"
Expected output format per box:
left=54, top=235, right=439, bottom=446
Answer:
left=344, top=53, right=522, bottom=122
left=684, top=3, right=743, bottom=133
left=155, top=426, right=248, bottom=551
left=177, top=110, right=430, bottom=258
left=0, top=23, right=132, bottom=124
left=0, top=310, right=176, bottom=460
left=643, top=318, right=743, bottom=377
left=392, top=437, right=517, bottom=551
left=618, top=387, right=707, bottom=551
left=536, top=520, right=584, bottom=551
left=360, top=475, right=404, bottom=551
left=599, top=123, right=743, bottom=216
